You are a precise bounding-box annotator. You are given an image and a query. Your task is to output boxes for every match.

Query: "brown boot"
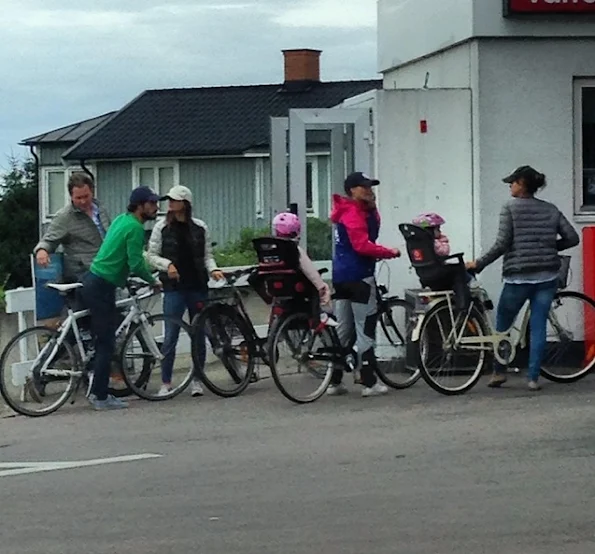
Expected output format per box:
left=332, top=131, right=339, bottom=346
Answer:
left=487, top=372, right=507, bottom=388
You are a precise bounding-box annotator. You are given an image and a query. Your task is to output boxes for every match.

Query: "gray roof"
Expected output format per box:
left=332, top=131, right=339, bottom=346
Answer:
left=21, top=112, right=116, bottom=145
left=63, top=80, right=382, bottom=160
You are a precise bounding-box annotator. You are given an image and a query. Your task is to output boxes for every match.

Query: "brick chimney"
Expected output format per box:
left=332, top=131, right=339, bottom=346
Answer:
left=283, top=49, right=322, bottom=84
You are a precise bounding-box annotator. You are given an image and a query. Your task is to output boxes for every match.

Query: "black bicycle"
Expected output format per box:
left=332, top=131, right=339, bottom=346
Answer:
left=191, top=268, right=419, bottom=403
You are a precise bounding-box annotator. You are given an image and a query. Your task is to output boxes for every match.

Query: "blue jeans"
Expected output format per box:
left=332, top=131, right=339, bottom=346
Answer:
left=493, top=280, right=558, bottom=382
left=161, top=290, right=207, bottom=384
left=80, top=272, right=117, bottom=401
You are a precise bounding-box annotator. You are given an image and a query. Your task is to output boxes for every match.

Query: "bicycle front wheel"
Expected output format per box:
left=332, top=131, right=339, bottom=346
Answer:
left=376, top=298, right=420, bottom=389
left=417, top=301, right=489, bottom=395
left=539, top=291, right=595, bottom=383
left=120, top=315, right=194, bottom=401
left=0, top=326, right=79, bottom=417
left=268, top=313, right=335, bottom=404
left=192, top=304, right=256, bottom=398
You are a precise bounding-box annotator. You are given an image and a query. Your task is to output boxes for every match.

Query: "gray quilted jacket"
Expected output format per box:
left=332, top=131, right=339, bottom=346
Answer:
left=476, top=197, right=579, bottom=276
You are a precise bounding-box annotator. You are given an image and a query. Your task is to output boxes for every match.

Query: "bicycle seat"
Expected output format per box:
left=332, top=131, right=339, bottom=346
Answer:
left=46, top=282, right=83, bottom=293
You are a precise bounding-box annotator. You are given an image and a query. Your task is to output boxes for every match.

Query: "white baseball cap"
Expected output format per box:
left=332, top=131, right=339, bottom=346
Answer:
left=162, top=185, right=193, bottom=204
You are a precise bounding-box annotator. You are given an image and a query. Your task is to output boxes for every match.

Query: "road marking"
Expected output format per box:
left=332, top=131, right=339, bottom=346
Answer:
left=0, top=453, right=162, bottom=478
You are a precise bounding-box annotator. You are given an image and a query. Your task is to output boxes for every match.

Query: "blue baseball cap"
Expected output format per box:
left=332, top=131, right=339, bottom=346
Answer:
left=129, top=185, right=161, bottom=205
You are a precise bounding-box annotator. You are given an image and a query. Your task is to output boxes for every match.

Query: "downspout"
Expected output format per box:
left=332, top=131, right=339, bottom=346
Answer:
left=80, top=160, right=95, bottom=182
left=29, top=145, right=41, bottom=238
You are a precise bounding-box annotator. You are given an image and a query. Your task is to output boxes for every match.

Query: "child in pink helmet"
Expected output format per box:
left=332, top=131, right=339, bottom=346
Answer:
left=412, top=212, right=450, bottom=256
left=272, top=212, right=332, bottom=308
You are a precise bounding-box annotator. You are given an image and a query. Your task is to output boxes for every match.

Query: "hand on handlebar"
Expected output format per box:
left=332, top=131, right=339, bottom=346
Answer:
left=152, top=279, right=163, bottom=293
left=167, top=263, right=180, bottom=281
left=390, top=248, right=401, bottom=259
left=465, top=260, right=477, bottom=271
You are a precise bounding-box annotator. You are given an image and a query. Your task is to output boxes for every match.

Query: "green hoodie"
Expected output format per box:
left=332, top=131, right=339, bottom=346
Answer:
left=90, top=213, right=155, bottom=287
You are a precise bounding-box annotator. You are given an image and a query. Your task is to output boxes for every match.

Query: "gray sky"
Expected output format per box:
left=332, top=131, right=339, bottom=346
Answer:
left=0, top=0, right=378, bottom=168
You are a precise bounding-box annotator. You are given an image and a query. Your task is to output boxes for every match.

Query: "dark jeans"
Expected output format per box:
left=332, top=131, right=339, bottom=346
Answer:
left=493, top=279, right=558, bottom=382
left=80, top=272, right=118, bottom=401
left=161, top=289, right=207, bottom=384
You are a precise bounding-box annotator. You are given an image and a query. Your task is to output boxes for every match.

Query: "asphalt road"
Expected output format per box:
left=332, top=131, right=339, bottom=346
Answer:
left=1, top=373, right=595, bottom=554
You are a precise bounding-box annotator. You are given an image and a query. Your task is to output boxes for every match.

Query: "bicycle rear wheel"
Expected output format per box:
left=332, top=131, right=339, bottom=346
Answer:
left=0, top=326, right=79, bottom=417
left=539, top=291, right=595, bottom=383
left=192, top=304, right=256, bottom=398
left=376, top=298, right=420, bottom=389
left=268, top=312, right=335, bottom=404
left=120, top=315, right=194, bottom=401
left=417, top=301, right=489, bottom=395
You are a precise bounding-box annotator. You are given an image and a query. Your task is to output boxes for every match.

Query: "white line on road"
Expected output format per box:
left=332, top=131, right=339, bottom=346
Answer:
left=0, top=453, right=162, bottom=478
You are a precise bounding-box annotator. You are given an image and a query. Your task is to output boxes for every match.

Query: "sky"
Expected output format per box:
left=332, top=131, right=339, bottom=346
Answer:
left=0, top=0, right=378, bottom=170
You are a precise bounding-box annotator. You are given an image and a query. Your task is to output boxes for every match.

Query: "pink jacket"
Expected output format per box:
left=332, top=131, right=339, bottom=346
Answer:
left=297, top=245, right=331, bottom=306
left=434, top=234, right=450, bottom=257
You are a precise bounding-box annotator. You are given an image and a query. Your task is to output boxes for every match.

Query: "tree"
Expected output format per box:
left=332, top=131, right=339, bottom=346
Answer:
left=0, top=156, right=38, bottom=290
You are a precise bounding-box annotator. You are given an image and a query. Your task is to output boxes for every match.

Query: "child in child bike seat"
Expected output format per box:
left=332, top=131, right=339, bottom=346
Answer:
left=271, top=212, right=335, bottom=326
left=412, top=212, right=473, bottom=289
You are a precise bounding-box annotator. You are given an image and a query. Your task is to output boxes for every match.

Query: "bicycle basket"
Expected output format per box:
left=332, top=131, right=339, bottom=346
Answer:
left=558, top=255, right=571, bottom=289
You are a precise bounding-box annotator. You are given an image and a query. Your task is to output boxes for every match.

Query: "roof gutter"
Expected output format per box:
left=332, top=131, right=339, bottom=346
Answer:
left=28, top=145, right=42, bottom=238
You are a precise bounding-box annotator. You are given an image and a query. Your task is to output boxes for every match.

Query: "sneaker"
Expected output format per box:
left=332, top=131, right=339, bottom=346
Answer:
left=487, top=373, right=507, bottom=388
left=157, top=385, right=172, bottom=397
left=361, top=382, right=389, bottom=397
left=89, top=394, right=129, bottom=411
left=190, top=380, right=204, bottom=397
left=327, top=383, right=348, bottom=396
left=528, top=380, right=542, bottom=391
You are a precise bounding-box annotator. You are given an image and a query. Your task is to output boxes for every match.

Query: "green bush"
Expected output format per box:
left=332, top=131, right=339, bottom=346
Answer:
left=213, top=226, right=270, bottom=267
left=213, top=218, right=333, bottom=268
left=306, top=218, right=332, bottom=261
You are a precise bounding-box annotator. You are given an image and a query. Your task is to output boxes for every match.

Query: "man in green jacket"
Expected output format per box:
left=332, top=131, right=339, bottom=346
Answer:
left=80, top=186, right=161, bottom=410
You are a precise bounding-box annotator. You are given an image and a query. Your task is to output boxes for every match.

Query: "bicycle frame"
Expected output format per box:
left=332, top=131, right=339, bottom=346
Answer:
left=38, top=288, right=161, bottom=380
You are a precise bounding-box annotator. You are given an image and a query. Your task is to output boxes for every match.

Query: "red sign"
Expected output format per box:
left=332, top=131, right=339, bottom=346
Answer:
left=507, top=0, right=595, bottom=13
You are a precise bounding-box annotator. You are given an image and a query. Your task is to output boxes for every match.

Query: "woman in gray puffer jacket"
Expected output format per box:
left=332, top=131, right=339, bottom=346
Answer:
left=467, top=166, right=579, bottom=391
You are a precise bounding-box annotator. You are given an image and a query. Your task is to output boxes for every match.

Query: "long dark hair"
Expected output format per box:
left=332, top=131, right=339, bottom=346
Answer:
left=166, top=200, right=192, bottom=226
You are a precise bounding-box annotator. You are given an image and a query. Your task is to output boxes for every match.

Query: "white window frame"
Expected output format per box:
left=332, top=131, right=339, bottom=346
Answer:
left=254, top=158, right=265, bottom=220
left=306, top=155, right=320, bottom=218
left=41, top=165, right=96, bottom=223
left=131, top=160, right=180, bottom=196
left=574, top=78, right=595, bottom=219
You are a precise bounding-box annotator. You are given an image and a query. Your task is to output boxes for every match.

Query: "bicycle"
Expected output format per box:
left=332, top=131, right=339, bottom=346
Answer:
left=0, top=278, right=188, bottom=416
left=191, top=265, right=419, bottom=403
left=410, top=257, right=595, bottom=395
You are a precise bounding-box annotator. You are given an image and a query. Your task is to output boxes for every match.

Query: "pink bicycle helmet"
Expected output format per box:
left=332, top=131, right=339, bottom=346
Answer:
left=412, top=212, right=445, bottom=229
left=272, top=212, right=301, bottom=238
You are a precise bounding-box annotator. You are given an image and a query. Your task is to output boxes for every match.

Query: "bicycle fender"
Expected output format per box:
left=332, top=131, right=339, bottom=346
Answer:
left=410, top=313, right=425, bottom=343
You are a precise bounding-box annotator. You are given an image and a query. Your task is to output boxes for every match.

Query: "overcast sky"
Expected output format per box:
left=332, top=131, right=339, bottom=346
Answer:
left=0, top=0, right=378, bottom=169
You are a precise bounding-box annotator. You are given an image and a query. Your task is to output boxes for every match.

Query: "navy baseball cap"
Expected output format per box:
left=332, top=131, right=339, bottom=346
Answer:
left=129, top=185, right=161, bottom=205
left=344, top=172, right=380, bottom=193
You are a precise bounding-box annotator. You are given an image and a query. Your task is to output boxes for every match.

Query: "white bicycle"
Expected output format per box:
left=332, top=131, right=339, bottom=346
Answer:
left=0, top=278, right=190, bottom=416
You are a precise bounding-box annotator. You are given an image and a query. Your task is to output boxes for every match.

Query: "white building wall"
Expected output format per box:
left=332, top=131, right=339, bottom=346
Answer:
left=375, top=89, right=474, bottom=296
left=377, top=0, right=473, bottom=73
left=378, top=0, right=595, bottom=73
left=475, top=38, right=595, bottom=298
left=382, top=43, right=474, bottom=90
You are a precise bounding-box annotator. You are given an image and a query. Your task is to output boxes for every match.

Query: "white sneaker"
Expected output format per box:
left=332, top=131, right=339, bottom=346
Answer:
left=190, top=380, right=204, bottom=397
left=361, top=382, right=389, bottom=397
left=326, top=383, right=348, bottom=396
left=157, top=385, right=172, bottom=397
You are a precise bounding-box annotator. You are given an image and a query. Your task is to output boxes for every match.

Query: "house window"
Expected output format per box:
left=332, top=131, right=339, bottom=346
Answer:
left=284, top=156, right=320, bottom=217
left=132, top=161, right=179, bottom=195
left=575, top=80, right=595, bottom=213
left=41, top=166, right=95, bottom=221
left=254, top=158, right=265, bottom=220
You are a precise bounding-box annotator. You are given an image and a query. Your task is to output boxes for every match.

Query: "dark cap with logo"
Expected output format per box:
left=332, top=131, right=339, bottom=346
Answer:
left=344, top=172, right=380, bottom=193
left=129, top=185, right=161, bottom=205
left=502, top=165, right=540, bottom=184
